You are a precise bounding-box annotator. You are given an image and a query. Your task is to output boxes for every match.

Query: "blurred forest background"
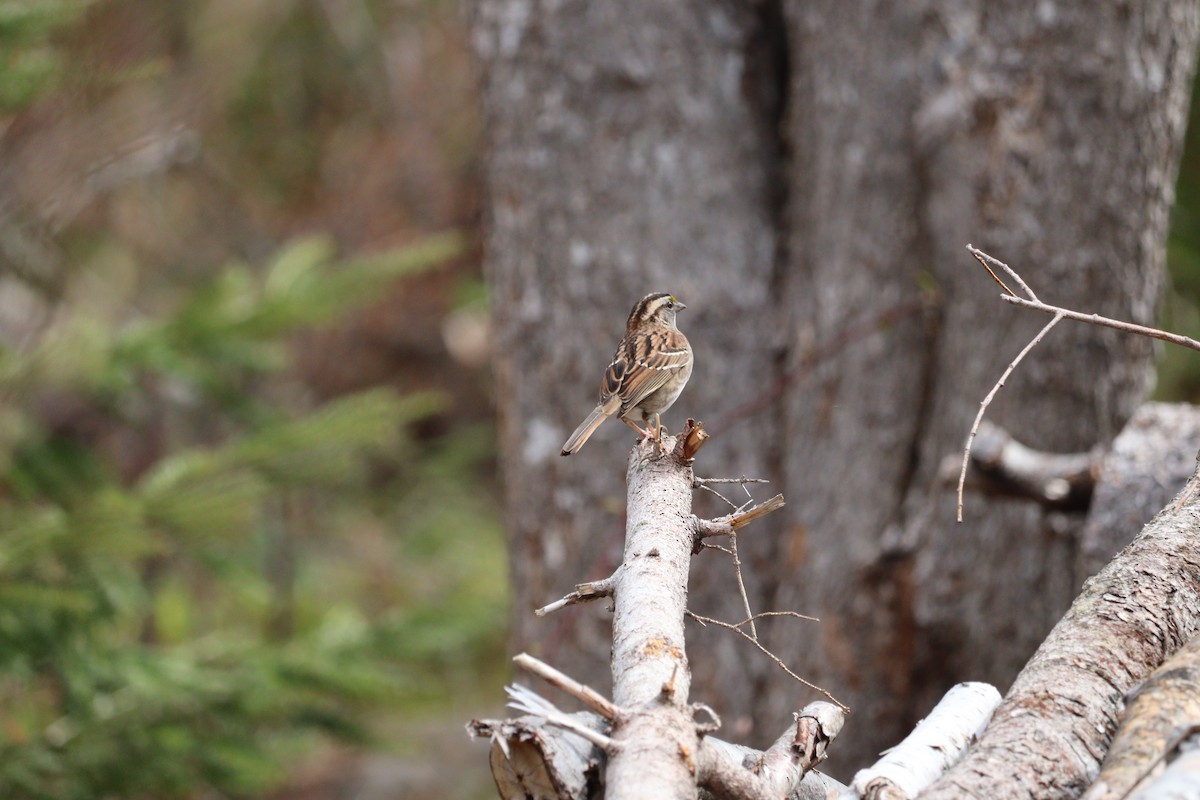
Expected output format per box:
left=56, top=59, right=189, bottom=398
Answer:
left=0, top=0, right=499, bottom=798
left=4, top=2, right=1200, bottom=800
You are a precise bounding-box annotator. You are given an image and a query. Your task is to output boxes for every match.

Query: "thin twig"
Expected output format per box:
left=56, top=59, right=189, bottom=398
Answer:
left=967, top=244, right=1039, bottom=302
left=729, top=532, right=757, bottom=639
left=709, top=294, right=931, bottom=434
left=513, top=652, right=620, bottom=720
left=697, top=482, right=740, bottom=511
left=694, top=476, right=772, bottom=487
left=687, top=611, right=849, bottom=712
left=960, top=246, right=1200, bottom=520
left=535, top=573, right=617, bottom=617
left=957, top=312, right=1064, bottom=522
left=1001, top=293, right=1200, bottom=352
left=732, top=610, right=820, bottom=626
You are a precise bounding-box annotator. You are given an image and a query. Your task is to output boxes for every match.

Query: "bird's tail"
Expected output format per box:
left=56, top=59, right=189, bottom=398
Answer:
left=561, top=399, right=619, bottom=455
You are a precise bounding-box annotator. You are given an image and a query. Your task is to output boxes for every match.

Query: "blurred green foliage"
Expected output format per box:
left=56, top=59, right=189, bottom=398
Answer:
left=1161, top=74, right=1200, bottom=402
left=0, top=1, right=500, bottom=797
left=0, top=0, right=87, bottom=110
left=0, top=229, right=506, bottom=800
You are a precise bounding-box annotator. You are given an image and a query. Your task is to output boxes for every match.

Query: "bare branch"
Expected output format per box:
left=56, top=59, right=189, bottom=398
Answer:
left=958, top=246, right=1200, bottom=522
left=513, top=652, right=620, bottom=721
left=535, top=573, right=617, bottom=617
left=1000, top=292, right=1200, bottom=352
left=728, top=532, right=758, bottom=639
left=605, top=435, right=703, bottom=798
left=940, top=421, right=1098, bottom=511
left=694, top=476, right=772, bottom=487
left=957, top=312, right=1063, bottom=521
left=694, top=494, right=786, bottom=545
left=679, top=418, right=710, bottom=460
left=697, top=481, right=742, bottom=510
left=697, top=703, right=848, bottom=800
left=732, top=610, right=820, bottom=626
left=967, top=243, right=1039, bottom=301
left=687, top=611, right=848, bottom=712
left=851, top=681, right=1001, bottom=798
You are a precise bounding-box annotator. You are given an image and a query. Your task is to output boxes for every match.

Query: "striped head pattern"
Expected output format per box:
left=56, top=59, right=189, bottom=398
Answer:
left=627, top=292, right=687, bottom=331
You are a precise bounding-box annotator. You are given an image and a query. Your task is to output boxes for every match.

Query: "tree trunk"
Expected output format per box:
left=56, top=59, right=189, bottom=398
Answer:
left=466, top=0, right=787, bottom=714
left=770, top=0, right=1199, bottom=769
left=469, top=0, right=1199, bottom=775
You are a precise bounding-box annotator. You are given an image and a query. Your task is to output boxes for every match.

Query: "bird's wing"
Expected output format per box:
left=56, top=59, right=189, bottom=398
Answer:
left=600, top=329, right=690, bottom=414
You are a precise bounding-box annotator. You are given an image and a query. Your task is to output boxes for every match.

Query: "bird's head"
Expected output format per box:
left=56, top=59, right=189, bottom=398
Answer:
left=628, top=292, right=687, bottom=330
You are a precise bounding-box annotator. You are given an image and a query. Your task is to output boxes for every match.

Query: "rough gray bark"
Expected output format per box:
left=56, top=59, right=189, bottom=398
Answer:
left=468, top=0, right=1200, bottom=776
left=922, top=458, right=1200, bottom=798
left=1080, top=403, right=1200, bottom=578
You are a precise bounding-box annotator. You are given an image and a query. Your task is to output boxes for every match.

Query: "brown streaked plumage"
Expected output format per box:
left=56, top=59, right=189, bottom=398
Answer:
left=561, top=292, right=693, bottom=456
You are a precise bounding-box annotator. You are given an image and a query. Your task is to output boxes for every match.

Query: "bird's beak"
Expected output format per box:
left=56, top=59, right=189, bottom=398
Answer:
left=675, top=300, right=687, bottom=310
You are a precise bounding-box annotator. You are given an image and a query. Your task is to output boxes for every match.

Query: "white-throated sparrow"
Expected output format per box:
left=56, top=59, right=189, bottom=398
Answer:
left=561, top=292, right=693, bottom=455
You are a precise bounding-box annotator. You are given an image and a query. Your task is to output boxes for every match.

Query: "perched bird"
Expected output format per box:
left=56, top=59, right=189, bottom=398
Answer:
left=561, top=292, right=693, bottom=456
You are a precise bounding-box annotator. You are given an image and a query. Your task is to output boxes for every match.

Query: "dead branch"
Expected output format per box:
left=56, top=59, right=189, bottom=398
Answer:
left=681, top=419, right=710, bottom=460
left=728, top=532, right=757, bottom=639
left=694, top=494, right=786, bottom=545
left=968, top=245, right=1040, bottom=303
left=999, top=293, right=1200, bottom=353
left=697, top=702, right=847, bottom=800
left=940, top=420, right=1099, bottom=511
left=851, top=682, right=1000, bottom=799
left=1083, top=635, right=1200, bottom=800
left=506, top=684, right=616, bottom=749
left=688, top=611, right=847, bottom=712
left=708, top=293, right=932, bottom=436
left=475, top=422, right=837, bottom=798
left=468, top=711, right=605, bottom=799
left=694, top=476, right=772, bottom=487
left=536, top=572, right=618, bottom=617
left=956, top=311, right=1063, bottom=521
left=472, top=702, right=849, bottom=800
left=513, top=652, right=619, bottom=721
left=922, top=457, right=1200, bottom=799
left=602, top=432, right=702, bottom=799
left=958, top=245, right=1200, bottom=521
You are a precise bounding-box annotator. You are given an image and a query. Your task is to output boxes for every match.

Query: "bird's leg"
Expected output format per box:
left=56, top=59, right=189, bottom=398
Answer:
left=652, top=413, right=664, bottom=446
left=622, top=417, right=653, bottom=440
